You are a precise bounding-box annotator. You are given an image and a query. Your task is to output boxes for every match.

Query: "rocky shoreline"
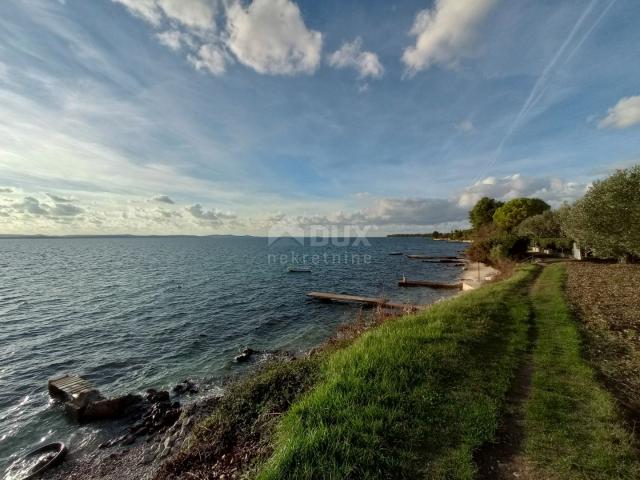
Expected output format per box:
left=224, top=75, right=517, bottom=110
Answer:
left=46, top=350, right=290, bottom=480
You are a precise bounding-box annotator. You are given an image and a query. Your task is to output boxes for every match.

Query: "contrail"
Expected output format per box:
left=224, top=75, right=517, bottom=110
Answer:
left=476, top=0, right=616, bottom=182
left=565, top=0, right=618, bottom=63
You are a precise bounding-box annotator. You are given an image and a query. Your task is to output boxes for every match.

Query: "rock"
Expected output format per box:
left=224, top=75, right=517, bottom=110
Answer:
left=172, top=379, right=198, bottom=395
left=141, top=450, right=157, bottom=465
left=158, top=446, right=171, bottom=459
left=82, top=394, right=143, bottom=421
left=145, top=389, right=170, bottom=404
left=234, top=347, right=258, bottom=363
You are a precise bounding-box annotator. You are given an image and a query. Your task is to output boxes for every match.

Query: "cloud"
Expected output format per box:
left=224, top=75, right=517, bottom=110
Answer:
left=50, top=203, right=84, bottom=216
left=156, top=30, right=193, bottom=51
left=151, top=194, right=175, bottom=204
left=598, top=95, right=640, bottom=129
left=327, top=37, right=383, bottom=79
left=115, top=0, right=322, bottom=77
left=455, top=119, right=474, bottom=132
left=0, top=187, right=14, bottom=193
left=13, top=197, right=50, bottom=216
left=402, top=0, right=498, bottom=74
left=187, top=203, right=236, bottom=224
left=155, top=0, right=216, bottom=30
left=46, top=193, right=73, bottom=202
left=363, top=198, right=466, bottom=225
left=113, top=0, right=163, bottom=26
left=113, top=0, right=216, bottom=30
left=457, top=174, right=587, bottom=208
left=226, top=0, right=322, bottom=75
left=188, top=43, right=227, bottom=75
left=10, top=196, right=84, bottom=218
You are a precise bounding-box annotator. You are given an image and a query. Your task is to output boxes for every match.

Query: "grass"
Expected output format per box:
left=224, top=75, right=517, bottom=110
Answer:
left=525, top=263, right=640, bottom=479
left=255, top=266, right=538, bottom=479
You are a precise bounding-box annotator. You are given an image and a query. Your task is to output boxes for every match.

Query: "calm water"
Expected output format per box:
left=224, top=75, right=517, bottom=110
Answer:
left=0, top=236, right=464, bottom=471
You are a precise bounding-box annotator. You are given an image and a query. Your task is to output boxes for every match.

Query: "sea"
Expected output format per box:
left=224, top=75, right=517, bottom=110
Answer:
left=0, top=236, right=465, bottom=474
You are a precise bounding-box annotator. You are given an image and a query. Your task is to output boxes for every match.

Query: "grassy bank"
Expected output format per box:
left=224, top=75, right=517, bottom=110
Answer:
left=255, top=266, right=538, bottom=479
left=525, top=264, right=640, bottom=479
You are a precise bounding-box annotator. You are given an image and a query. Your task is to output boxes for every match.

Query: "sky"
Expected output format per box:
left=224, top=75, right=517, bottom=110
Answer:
left=0, top=0, right=639, bottom=236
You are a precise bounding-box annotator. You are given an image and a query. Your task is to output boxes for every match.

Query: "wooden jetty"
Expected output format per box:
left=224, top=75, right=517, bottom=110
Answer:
left=307, top=291, right=419, bottom=311
left=398, top=279, right=462, bottom=289
left=48, top=374, right=102, bottom=403
left=406, top=255, right=460, bottom=260
left=421, top=258, right=467, bottom=264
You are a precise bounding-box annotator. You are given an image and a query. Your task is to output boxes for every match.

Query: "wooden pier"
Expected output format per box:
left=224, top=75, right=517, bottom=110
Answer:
left=406, top=255, right=461, bottom=260
left=398, top=279, right=462, bottom=289
left=48, top=374, right=102, bottom=402
left=307, top=291, right=419, bottom=310
left=421, top=259, right=466, bottom=264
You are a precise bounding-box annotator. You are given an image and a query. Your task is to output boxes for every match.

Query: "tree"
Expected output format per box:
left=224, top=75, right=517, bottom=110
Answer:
left=493, top=198, right=550, bottom=231
left=469, top=197, right=503, bottom=230
left=515, top=210, right=562, bottom=239
left=559, top=165, right=640, bottom=261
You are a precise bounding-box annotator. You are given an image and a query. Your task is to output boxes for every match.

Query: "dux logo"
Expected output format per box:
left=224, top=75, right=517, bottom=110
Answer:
left=267, top=221, right=371, bottom=247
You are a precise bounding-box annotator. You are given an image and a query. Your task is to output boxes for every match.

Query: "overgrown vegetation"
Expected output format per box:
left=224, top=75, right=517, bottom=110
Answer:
left=255, top=266, right=538, bottom=479
left=155, top=357, right=323, bottom=480
left=525, top=264, right=640, bottom=479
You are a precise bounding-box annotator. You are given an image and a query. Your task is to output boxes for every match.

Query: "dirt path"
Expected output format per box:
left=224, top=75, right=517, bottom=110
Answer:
left=474, top=269, right=540, bottom=480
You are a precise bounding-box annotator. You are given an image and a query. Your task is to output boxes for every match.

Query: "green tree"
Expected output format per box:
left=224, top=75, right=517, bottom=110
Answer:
left=516, top=210, right=562, bottom=239
left=469, top=197, right=504, bottom=230
left=559, top=165, right=640, bottom=260
left=493, top=198, right=550, bottom=231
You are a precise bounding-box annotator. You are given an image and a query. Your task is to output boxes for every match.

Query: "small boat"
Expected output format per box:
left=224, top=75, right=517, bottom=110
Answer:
left=388, top=252, right=403, bottom=255
left=12, top=442, right=67, bottom=480
left=288, top=266, right=311, bottom=273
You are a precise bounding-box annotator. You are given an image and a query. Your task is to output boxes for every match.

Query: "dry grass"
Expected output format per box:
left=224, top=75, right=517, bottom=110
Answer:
left=565, top=262, right=640, bottom=418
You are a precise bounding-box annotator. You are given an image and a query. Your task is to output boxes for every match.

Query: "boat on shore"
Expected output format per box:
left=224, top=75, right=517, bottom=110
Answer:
left=9, top=442, right=67, bottom=480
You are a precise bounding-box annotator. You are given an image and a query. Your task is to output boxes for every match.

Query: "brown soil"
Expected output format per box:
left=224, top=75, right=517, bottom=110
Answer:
left=565, top=262, right=640, bottom=424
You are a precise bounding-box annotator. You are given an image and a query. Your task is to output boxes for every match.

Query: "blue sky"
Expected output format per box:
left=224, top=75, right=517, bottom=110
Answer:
left=0, top=0, right=639, bottom=235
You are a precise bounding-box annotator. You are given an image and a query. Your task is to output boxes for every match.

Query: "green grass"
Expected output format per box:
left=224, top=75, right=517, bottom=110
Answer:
left=526, top=263, right=640, bottom=479
left=255, top=266, right=538, bottom=479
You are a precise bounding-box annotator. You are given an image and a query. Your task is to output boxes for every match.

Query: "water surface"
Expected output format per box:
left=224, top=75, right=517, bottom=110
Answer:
left=0, top=236, right=465, bottom=471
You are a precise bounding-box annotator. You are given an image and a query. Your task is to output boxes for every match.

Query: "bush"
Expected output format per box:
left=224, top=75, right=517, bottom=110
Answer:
left=467, top=228, right=529, bottom=264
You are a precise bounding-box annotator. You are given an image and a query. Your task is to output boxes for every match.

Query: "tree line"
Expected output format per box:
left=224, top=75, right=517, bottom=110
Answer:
left=466, top=164, right=639, bottom=264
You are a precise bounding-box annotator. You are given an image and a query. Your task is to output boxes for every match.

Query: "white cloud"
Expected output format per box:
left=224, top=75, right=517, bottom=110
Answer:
left=402, top=0, right=498, bottom=74
left=598, top=95, right=640, bottom=129
left=226, top=0, right=323, bottom=75
left=457, top=174, right=587, bottom=209
left=116, top=0, right=322, bottom=77
left=113, top=0, right=216, bottom=30
left=113, top=0, right=163, bottom=26
left=328, top=37, right=383, bottom=79
left=156, top=30, right=193, bottom=51
left=188, top=43, right=227, bottom=75
left=156, top=0, right=216, bottom=30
